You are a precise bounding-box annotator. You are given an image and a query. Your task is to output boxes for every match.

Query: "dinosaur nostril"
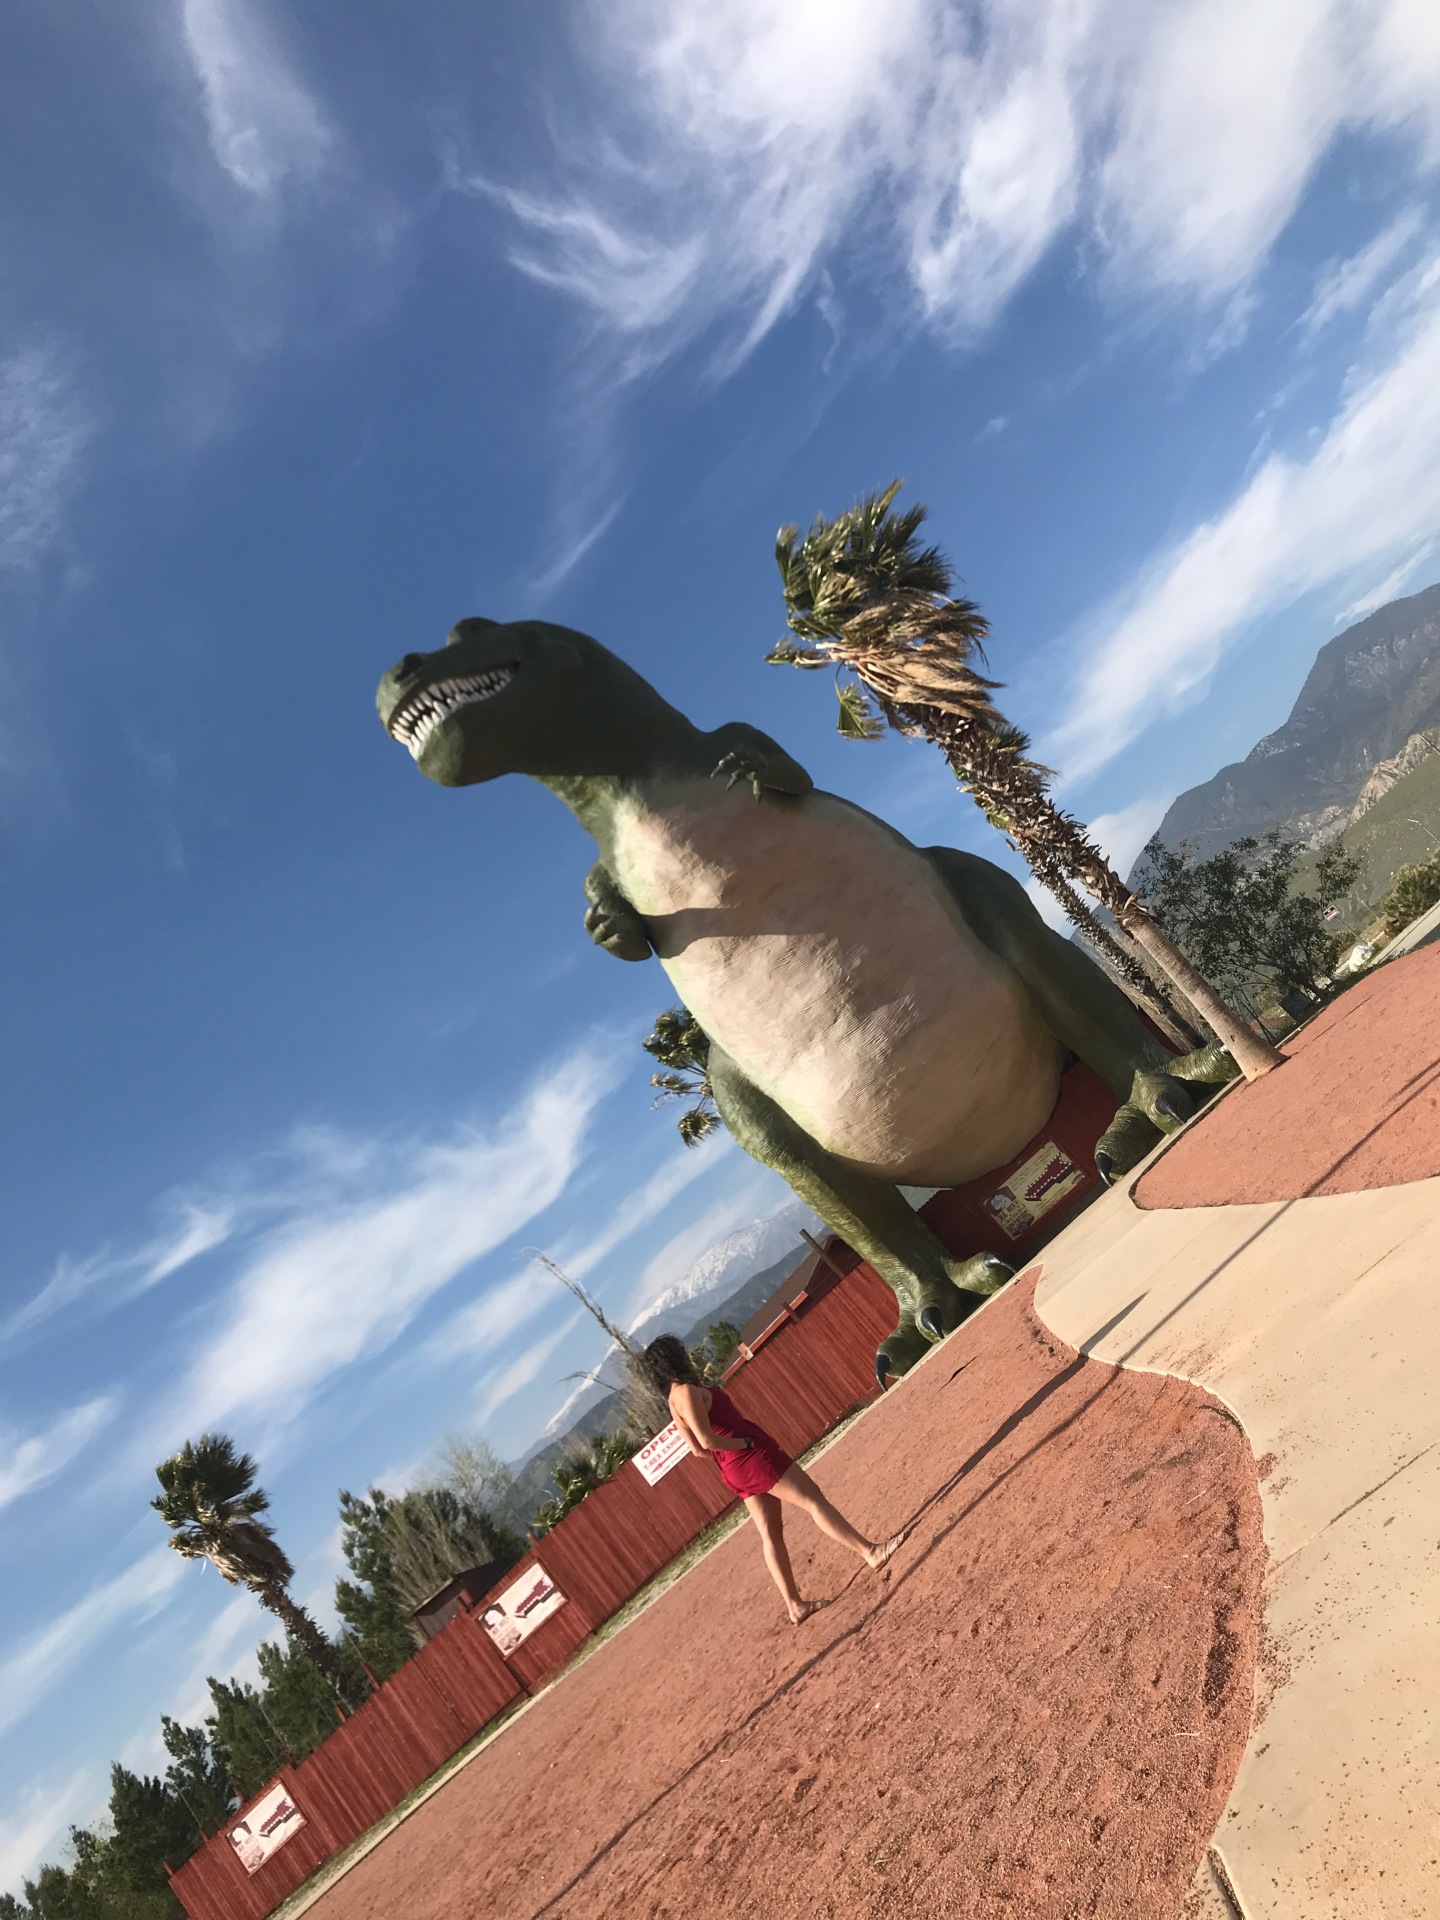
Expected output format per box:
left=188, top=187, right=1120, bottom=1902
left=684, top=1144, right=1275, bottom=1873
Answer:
left=396, top=653, right=427, bottom=679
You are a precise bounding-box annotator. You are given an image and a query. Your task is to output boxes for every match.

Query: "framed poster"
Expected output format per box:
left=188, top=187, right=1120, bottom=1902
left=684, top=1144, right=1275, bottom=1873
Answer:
left=479, top=1566, right=567, bottom=1654
left=228, top=1783, right=305, bottom=1874
left=982, top=1141, right=1085, bottom=1240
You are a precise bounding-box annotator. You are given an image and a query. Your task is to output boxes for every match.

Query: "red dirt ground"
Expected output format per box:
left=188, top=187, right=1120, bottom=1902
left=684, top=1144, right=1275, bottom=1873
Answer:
left=1136, top=942, right=1440, bottom=1210
left=306, top=1273, right=1262, bottom=1920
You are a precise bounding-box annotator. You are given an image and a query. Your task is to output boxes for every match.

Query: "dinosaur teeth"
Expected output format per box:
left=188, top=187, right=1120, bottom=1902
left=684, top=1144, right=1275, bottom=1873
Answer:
left=389, top=667, right=515, bottom=756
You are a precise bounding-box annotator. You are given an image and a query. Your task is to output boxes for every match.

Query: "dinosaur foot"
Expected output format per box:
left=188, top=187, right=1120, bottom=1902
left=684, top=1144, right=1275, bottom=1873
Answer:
left=1095, top=1046, right=1239, bottom=1184
left=875, top=1253, right=1016, bottom=1385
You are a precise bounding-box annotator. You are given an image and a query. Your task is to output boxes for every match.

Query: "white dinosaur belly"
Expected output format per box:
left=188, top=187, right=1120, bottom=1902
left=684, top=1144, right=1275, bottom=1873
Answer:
left=611, top=785, right=1061, bottom=1187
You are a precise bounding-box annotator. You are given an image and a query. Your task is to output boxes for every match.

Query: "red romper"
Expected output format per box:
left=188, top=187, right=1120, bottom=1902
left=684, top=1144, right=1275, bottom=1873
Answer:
left=702, top=1386, right=792, bottom=1498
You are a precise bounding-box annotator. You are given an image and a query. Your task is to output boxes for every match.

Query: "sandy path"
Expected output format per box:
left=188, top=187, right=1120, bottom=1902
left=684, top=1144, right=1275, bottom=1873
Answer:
left=305, top=1274, right=1261, bottom=1920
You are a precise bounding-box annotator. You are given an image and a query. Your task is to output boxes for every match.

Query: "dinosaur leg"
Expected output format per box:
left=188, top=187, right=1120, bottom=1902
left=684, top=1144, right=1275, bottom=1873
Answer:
left=925, top=847, right=1237, bottom=1180
left=708, top=1044, right=1012, bottom=1384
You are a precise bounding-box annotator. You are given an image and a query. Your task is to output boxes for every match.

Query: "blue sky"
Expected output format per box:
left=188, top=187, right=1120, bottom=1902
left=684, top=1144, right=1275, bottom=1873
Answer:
left=3, top=0, right=1440, bottom=1887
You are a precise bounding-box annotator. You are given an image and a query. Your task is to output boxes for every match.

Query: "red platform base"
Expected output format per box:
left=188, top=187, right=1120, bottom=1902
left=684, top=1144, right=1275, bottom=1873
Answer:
left=919, top=1061, right=1118, bottom=1267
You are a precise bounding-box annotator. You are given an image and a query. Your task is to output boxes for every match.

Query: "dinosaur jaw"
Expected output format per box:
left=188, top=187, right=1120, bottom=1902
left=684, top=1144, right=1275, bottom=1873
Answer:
left=386, top=665, right=516, bottom=761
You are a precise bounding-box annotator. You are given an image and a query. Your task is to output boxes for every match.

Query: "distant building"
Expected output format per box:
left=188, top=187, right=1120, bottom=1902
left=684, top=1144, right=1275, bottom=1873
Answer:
left=410, top=1558, right=518, bottom=1641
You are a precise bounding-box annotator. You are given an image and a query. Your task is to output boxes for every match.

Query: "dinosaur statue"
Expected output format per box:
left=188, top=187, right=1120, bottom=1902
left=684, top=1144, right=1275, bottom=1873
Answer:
left=377, top=618, right=1235, bottom=1381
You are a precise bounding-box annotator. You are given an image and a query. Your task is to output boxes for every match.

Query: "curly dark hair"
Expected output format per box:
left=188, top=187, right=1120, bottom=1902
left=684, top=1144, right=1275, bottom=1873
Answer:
left=641, top=1333, right=702, bottom=1391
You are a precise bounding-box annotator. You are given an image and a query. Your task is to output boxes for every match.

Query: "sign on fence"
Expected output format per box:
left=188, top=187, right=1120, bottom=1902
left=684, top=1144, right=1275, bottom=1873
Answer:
left=228, top=1782, right=305, bottom=1874
left=480, top=1567, right=567, bottom=1653
left=633, top=1420, right=689, bottom=1486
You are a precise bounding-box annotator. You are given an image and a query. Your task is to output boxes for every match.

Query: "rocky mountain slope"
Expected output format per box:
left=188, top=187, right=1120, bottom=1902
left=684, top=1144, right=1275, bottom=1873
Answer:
left=1146, top=581, right=1440, bottom=862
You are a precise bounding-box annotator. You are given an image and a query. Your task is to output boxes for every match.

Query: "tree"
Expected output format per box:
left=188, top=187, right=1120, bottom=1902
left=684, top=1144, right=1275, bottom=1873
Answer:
left=956, top=724, right=1205, bottom=1047
left=253, top=1639, right=348, bottom=1757
left=1133, top=831, right=1362, bottom=1021
left=770, top=481, right=1283, bottom=1079
left=432, top=1433, right=528, bottom=1542
left=102, top=1766, right=192, bottom=1900
left=530, top=1429, right=641, bottom=1535
left=1382, top=850, right=1440, bottom=931
left=641, top=1008, right=722, bottom=1145
left=205, top=1678, right=288, bottom=1805
left=151, top=1434, right=351, bottom=1700
left=160, top=1719, right=231, bottom=1845
left=689, top=1320, right=742, bottom=1380
left=381, top=1486, right=524, bottom=1624
left=334, top=1490, right=416, bottom=1681
left=529, top=1253, right=671, bottom=1437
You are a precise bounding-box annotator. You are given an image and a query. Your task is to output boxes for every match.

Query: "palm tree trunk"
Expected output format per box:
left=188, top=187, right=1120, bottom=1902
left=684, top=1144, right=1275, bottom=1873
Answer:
left=256, top=1582, right=351, bottom=1703
left=1114, top=906, right=1284, bottom=1079
left=1029, top=856, right=1206, bottom=1050
left=915, top=707, right=1285, bottom=1079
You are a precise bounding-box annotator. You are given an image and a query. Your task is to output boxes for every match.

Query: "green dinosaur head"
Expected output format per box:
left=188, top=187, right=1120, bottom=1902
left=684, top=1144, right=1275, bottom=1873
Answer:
left=374, top=616, right=590, bottom=785
left=377, top=615, right=700, bottom=787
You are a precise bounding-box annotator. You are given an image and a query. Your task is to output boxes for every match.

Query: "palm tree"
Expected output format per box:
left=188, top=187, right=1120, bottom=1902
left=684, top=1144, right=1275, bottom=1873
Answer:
left=153, top=1433, right=351, bottom=1700
left=770, top=482, right=1282, bottom=1080
left=642, top=1007, right=722, bottom=1145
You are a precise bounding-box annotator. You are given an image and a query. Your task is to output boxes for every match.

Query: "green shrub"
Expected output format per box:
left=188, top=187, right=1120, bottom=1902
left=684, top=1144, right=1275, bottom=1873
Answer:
left=1382, top=852, right=1440, bottom=931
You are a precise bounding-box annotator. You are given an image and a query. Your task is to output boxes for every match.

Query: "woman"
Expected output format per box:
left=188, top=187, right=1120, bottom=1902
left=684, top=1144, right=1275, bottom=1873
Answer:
left=643, top=1333, right=905, bottom=1625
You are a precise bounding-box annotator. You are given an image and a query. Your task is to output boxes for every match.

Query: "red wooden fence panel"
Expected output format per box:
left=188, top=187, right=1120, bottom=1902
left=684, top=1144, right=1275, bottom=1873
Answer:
left=470, top=1551, right=599, bottom=1696
left=918, top=1059, right=1116, bottom=1264
left=169, top=1608, right=522, bottom=1920
left=530, top=1445, right=734, bottom=1623
left=725, top=1261, right=896, bottom=1455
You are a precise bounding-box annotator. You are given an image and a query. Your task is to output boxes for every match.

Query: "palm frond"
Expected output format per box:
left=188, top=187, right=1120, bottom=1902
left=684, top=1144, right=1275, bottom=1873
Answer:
left=835, top=681, right=884, bottom=740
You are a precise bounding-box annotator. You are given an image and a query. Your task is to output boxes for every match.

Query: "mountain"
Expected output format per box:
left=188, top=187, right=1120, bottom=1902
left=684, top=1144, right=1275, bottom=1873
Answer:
left=1144, top=582, right=1440, bottom=864
left=626, top=1200, right=820, bottom=1340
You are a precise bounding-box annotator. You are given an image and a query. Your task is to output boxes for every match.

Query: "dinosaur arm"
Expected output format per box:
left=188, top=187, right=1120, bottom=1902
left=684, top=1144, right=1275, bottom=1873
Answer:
left=582, top=862, right=652, bottom=962
left=709, top=723, right=814, bottom=800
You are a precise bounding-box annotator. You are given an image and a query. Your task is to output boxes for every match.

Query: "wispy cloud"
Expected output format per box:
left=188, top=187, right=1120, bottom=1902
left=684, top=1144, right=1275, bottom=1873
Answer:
left=470, top=0, right=1440, bottom=377
left=1046, top=262, right=1440, bottom=784
left=473, top=1314, right=584, bottom=1426
left=0, top=346, right=91, bottom=574
left=0, top=1768, right=99, bottom=1895
left=0, top=1399, right=119, bottom=1513
left=1299, top=206, right=1426, bottom=339
left=157, top=1048, right=619, bottom=1444
left=180, top=0, right=332, bottom=198
left=4, top=1202, right=237, bottom=1346
left=1086, top=794, right=1169, bottom=878
left=0, top=1549, right=185, bottom=1739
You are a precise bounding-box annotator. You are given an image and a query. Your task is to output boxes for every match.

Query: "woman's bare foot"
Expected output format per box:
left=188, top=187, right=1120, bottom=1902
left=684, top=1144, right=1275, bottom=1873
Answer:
left=787, top=1597, right=826, bottom=1626
left=865, top=1530, right=908, bottom=1571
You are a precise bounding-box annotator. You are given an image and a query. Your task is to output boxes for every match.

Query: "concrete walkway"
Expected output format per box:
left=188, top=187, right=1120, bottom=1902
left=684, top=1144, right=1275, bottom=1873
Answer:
left=1031, top=1170, right=1440, bottom=1917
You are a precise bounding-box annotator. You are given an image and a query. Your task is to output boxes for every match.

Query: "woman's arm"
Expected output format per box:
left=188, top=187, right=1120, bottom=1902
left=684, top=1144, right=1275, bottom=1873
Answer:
left=671, top=1405, right=708, bottom=1458
left=671, top=1383, right=751, bottom=1454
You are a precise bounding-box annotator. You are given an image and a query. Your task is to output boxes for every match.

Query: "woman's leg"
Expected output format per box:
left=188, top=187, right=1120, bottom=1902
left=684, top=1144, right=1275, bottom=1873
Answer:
left=772, top=1465, right=905, bottom=1569
left=745, top=1492, right=818, bottom=1623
